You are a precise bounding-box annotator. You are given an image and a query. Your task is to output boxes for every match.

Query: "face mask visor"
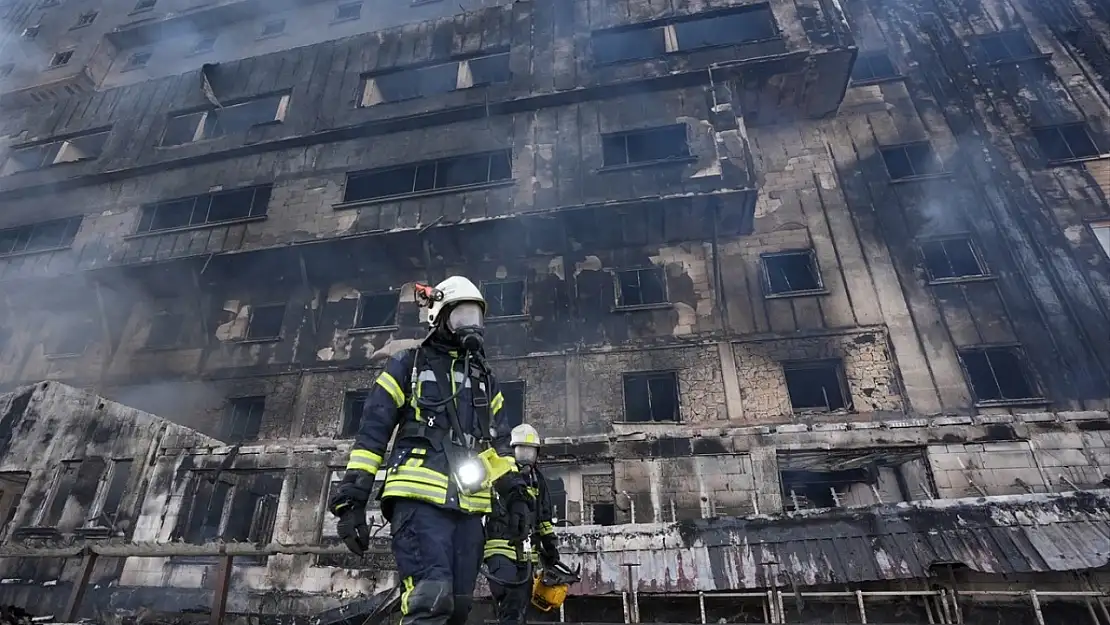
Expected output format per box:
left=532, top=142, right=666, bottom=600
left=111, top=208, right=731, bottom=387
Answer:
left=514, top=445, right=538, bottom=466
left=447, top=302, right=485, bottom=332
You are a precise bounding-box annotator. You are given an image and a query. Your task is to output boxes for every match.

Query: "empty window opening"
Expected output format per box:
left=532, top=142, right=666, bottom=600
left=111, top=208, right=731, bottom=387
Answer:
left=137, top=185, right=271, bottom=234
left=224, top=396, right=265, bottom=442
left=616, top=266, right=667, bottom=307
left=123, top=51, right=151, bottom=71
left=40, top=461, right=81, bottom=526
left=783, top=360, right=850, bottom=412
left=1093, top=222, right=1110, bottom=258
left=360, top=51, right=510, bottom=106
left=340, top=390, right=368, bottom=438
left=763, top=250, right=822, bottom=295
left=5, top=130, right=109, bottom=175
left=499, top=381, right=525, bottom=429
left=146, top=310, right=185, bottom=348
left=0, top=216, right=82, bottom=256
left=779, top=448, right=932, bottom=511
left=22, top=25, right=39, bottom=39
left=921, top=237, right=985, bottom=281
left=246, top=304, right=284, bottom=340
left=591, top=503, right=616, bottom=526
left=593, top=27, right=667, bottom=64
left=73, top=11, right=97, bottom=27
left=161, top=94, right=289, bottom=146
left=1034, top=123, right=1100, bottom=162
left=88, top=459, right=133, bottom=527
left=483, top=280, right=525, bottom=317
left=880, top=142, right=944, bottom=179
left=175, top=471, right=282, bottom=558
left=602, top=125, right=689, bottom=167
left=343, top=150, right=512, bottom=203
left=0, top=473, right=29, bottom=536
left=46, top=317, right=95, bottom=357
left=546, top=476, right=567, bottom=523
left=623, top=371, right=679, bottom=423
left=336, top=1, right=362, bottom=20
left=260, top=19, right=286, bottom=37
left=49, top=51, right=73, bottom=68
left=190, top=34, right=217, bottom=55
left=976, top=31, right=1036, bottom=63
left=354, top=292, right=398, bottom=329
left=133, top=0, right=157, bottom=11
left=851, top=51, right=897, bottom=82
left=672, top=7, right=777, bottom=50
left=959, top=346, right=1039, bottom=403
left=318, top=470, right=386, bottom=566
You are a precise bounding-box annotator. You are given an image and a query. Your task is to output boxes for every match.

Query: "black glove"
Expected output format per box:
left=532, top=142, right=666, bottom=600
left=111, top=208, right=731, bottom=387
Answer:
left=538, top=534, right=560, bottom=564
left=328, top=470, right=375, bottom=555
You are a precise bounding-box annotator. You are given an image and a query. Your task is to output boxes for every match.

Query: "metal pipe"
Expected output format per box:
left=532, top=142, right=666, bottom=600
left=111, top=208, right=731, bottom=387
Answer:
left=765, top=591, right=776, bottom=624
left=1030, top=589, right=1045, bottom=625
left=622, top=591, right=630, bottom=624
left=857, top=589, right=867, bottom=624
left=698, top=591, right=706, bottom=624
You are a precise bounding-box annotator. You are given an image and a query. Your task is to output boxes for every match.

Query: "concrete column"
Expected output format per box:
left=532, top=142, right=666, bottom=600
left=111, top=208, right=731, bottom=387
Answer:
left=718, top=341, right=745, bottom=422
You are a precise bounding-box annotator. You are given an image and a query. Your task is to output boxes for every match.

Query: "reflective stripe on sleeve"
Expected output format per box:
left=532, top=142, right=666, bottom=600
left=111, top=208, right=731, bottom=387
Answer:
left=346, top=449, right=383, bottom=474
left=376, top=372, right=406, bottom=408
left=490, top=391, right=504, bottom=414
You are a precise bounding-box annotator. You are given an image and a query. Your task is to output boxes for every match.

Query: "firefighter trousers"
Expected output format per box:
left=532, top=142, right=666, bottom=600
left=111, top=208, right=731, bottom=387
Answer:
left=391, top=499, right=485, bottom=625
left=486, top=554, right=532, bottom=625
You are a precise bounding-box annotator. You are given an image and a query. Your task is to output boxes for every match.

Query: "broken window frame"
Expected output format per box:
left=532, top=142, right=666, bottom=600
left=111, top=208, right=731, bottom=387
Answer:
left=778, top=447, right=934, bottom=512
left=259, top=18, right=286, bottom=38
left=782, top=359, right=852, bottom=413
left=1033, top=123, right=1102, bottom=163
left=591, top=5, right=778, bottom=65
left=879, top=141, right=946, bottom=180
left=145, top=308, right=187, bottom=349
left=72, top=10, right=97, bottom=28
left=342, top=149, right=513, bottom=204
left=223, top=396, right=266, bottom=442
left=340, top=390, right=369, bottom=438
left=131, top=0, right=157, bottom=12
left=122, top=51, right=152, bottom=71
left=160, top=94, right=291, bottom=147
left=600, top=125, right=691, bottom=169
left=334, top=1, right=362, bottom=21
left=352, top=291, right=400, bottom=330
left=36, top=460, right=81, bottom=527
left=761, top=249, right=825, bottom=297
left=957, top=345, right=1042, bottom=405
left=85, top=458, right=133, bottom=529
left=919, top=235, right=988, bottom=283
left=188, top=34, right=217, bottom=56
left=245, top=302, right=285, bottom=341
left=21, top=25, right=39, bottom=39
left=135, top=185, right=272, bottom=234
left=850, top=51, right=899, bottom=84
left=622, top=371, right=680, bottom=423
left=0, top=216, right=82, bottom=256
left=499, top=380, right=526, bottom=429
left=3, top=129, right=111, bottom=175
left=614, top=266, right=669, bottom=309
left=44, top=316, right=96, bottom=358
left=975, top=31, right=1038, bottom=64
left=174, top=470, right=283, bottom=562
left=1091, top=221, right=1110, bottom=259
left=482, top=279, right=527, bottom=319
left=0, top=472, right=30, bottom=537
left=358, top=48, right=512, bottom=107
left=48, top=50, right=73, bottom=68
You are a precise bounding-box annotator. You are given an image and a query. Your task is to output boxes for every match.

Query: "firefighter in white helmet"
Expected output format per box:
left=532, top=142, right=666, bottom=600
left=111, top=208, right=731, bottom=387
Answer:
left=483, top=423, right=568, bottom=625
left=329, top=276, right=529, bottom=625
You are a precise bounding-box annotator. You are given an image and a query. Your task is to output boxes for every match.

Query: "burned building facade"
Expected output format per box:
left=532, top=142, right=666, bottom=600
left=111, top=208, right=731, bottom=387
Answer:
left=0, top=0, right=1107, bottom=618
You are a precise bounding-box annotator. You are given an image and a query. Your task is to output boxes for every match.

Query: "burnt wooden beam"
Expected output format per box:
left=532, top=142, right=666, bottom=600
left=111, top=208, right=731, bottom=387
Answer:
left=210, top=551, right=233, bottom=625
left=62, top=549, right=97, bottom=621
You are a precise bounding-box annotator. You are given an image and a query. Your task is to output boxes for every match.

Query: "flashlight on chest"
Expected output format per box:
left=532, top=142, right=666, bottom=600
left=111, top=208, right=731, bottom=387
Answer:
left=453, top=447, right=517, bottom=495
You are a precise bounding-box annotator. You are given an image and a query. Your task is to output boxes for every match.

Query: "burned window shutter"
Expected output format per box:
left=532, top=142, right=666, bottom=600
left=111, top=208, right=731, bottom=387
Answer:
left=200, top=63, right=223, bottom=109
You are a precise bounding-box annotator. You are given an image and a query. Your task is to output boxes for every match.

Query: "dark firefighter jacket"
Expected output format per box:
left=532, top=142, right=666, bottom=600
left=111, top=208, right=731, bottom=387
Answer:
left=346, top=341, right=516, bottom=517
left=483, top=465, right=556, bottom=562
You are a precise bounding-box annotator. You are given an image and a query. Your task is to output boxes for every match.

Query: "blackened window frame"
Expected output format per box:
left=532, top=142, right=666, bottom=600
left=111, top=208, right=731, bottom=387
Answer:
left=850, top=51, right=899, bottom=84
left=482, top=279, right=527, bottom=319
left=498, top=380, right=526, bottom=429
left=621, top=371, right=680, bottom=423
left=0, top=216, right=82, bottom=257
left=352, top=291, right=400, bottom=330
left=172, top=470, right=283, bottom=564
left=144, top=309, right=187, bottom=349
left=5, top=128, right=111, bottom=175
left=340, top=149, right=513, bottom=205
left=1033, top=123, right=1103, bottom=164
left=245, top=302, right=285, bottom=341
left=358, top=47, right=511, bottom=107
left=224, top=396, right=266, bottom=442
left=919, top=235, right=990, bottom=283
left=160, top=93, right=290, bottom=147
left=974, top=31, right=1039, bottom=65
left=957, top=345, right=1043, bottom=405
left=340, top=390, right=369, bottom=438
left=133, top=185, right=272, bottom=236
left=334, top=1, right=362, bottom=21
left=879, top=141, right=946, bottom=181
left=614, top=266, right=669, bottom=310
left=782, top=359, right=852, bottom=413
left=600, top=125, right=692, bottom=170
left=761, top=249, right=825, bottom=297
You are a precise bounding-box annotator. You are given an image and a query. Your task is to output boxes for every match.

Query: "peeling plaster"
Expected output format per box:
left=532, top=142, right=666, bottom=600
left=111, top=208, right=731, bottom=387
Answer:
left=575, top=255, right=603, bottom=276
left=215, top=302, right=248, bottom=341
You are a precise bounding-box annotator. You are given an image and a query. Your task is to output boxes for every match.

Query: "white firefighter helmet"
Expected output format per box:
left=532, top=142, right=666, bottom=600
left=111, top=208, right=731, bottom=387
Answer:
left=510, top=423, right=541, bottom=448
left=426, top=276, right=486, bottom=328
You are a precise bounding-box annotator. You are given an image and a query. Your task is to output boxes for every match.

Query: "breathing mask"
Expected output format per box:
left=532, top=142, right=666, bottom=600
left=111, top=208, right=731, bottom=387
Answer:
left=514, top=444, right=538, bottom=466
left=447, top=302, right=485, bottom=352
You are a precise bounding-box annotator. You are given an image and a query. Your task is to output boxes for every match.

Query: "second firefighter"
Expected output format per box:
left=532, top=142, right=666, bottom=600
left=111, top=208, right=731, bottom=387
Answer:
left=484, top=424, right=561, bottom=625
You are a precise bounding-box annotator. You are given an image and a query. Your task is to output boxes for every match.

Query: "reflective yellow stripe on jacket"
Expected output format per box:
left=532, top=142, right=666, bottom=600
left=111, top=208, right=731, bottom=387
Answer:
left=376, top=372, right=406, bottom=408
left=346, top=449, right=383, bottom=474
left=483, top=538, right=539, bottom=562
